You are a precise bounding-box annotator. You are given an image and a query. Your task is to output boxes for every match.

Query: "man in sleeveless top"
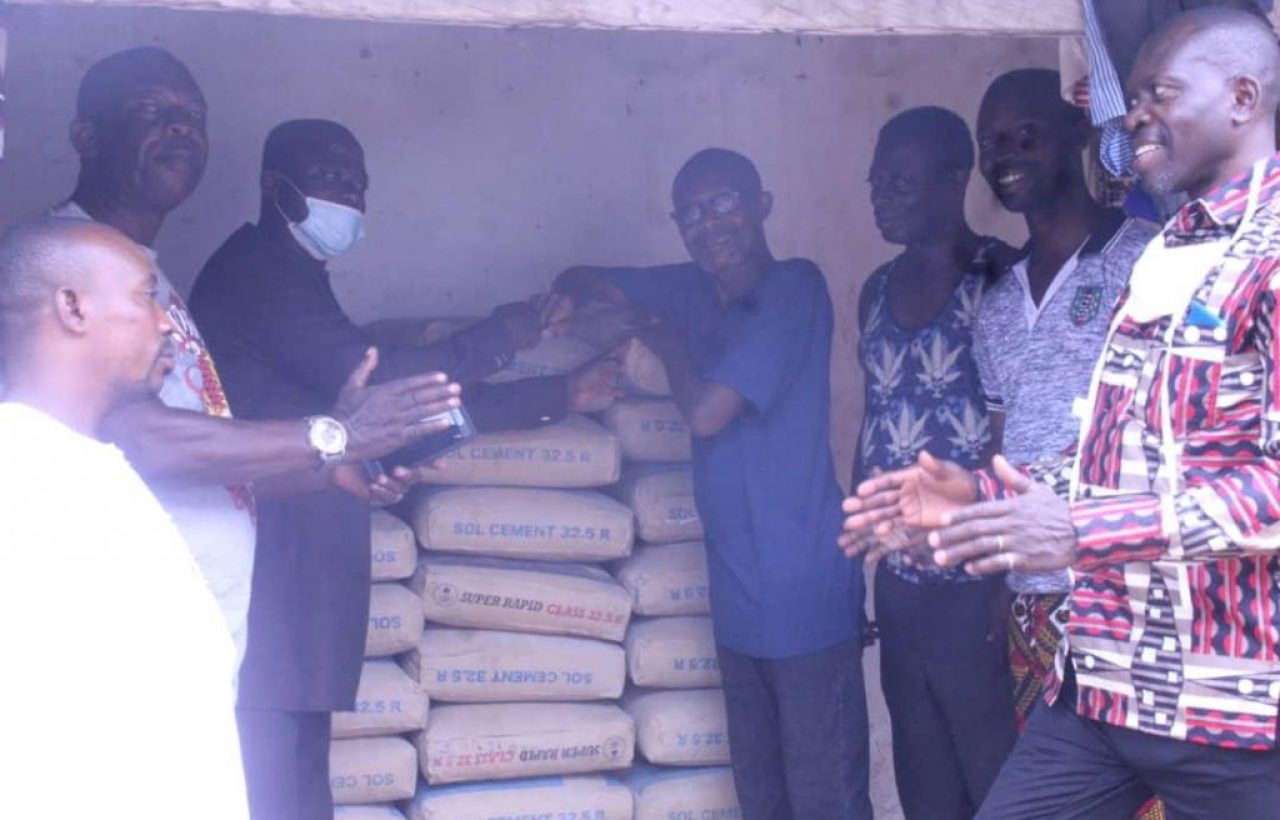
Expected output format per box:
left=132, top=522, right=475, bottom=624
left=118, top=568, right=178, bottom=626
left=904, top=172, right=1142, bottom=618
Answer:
left=848, top=106, right=1017, bottom=820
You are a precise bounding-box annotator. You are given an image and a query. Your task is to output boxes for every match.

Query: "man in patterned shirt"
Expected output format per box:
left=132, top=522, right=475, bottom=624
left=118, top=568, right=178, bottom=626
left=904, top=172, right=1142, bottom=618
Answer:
left=844, top=8, right=1280, bottom=817
left=850, top=106, right=1017, bottom=820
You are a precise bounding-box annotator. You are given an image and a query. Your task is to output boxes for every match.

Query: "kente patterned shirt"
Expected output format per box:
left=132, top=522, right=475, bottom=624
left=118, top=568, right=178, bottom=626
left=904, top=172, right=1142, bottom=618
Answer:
left=858, top=242, right=999, bottom=584
left=978, top=154, right=1280, bottom=750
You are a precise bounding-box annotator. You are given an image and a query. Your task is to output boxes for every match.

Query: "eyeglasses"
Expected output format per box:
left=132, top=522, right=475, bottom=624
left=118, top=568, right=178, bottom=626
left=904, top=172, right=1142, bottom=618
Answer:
left=671, top=189, right=745, bottom=227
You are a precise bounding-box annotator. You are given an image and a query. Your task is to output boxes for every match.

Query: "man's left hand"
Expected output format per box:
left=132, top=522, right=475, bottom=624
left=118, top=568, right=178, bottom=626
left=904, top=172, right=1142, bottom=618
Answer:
left=929, top=456, right=1078, bottom=576
left=567, top=356, right=623, bottom=413
left=331, top=463, right=418, bottom=507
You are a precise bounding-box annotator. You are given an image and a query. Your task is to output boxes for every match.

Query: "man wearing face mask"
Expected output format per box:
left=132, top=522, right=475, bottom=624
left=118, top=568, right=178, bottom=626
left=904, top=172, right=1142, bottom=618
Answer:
left=190, top=119, right=616, bottom=820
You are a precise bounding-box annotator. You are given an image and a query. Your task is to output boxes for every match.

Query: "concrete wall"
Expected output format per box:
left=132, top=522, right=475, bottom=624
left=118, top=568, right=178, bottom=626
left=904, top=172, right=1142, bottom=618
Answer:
left=0, top=7, right=1055, bottom=816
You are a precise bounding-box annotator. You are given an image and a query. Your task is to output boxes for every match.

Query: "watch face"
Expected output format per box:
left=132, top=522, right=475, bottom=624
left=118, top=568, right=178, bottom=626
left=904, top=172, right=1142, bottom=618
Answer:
left=310, top=417, right=348, bottom=455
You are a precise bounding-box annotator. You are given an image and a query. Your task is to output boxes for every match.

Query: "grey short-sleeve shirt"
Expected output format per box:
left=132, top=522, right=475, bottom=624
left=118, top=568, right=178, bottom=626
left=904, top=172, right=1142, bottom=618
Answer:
left=974, top=217, right=1157, bottom=594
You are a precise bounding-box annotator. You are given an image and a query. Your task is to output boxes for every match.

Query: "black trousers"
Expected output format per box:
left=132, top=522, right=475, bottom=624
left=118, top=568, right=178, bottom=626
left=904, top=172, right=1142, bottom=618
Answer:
left=876, top=566, right=1017, bottom=820
left=976, top=681, right=1280, bottom=820
left=236, top=707, right=333, bottom=820
left=717, top=639, right=873, bottom=820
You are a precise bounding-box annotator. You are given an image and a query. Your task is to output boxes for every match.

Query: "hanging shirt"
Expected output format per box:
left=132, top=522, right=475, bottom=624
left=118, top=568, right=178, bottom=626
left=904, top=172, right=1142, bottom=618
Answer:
left=975, top=218, right=1157, bottom=594
left=977, top=154, right=1280, bottom=750
left=856, top=242, right=1001, bottom=584
left=0, top=402, right=247, bottom=819
left=49, top=200, right=257, bottom=672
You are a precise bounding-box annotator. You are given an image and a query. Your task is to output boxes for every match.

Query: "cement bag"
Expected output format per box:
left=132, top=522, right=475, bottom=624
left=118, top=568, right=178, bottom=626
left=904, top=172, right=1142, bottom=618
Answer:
left=335, top=806, right=408, bottom=820
left=611, top=541, right=711, bottom=616
left=333, top=659, right=430, bottom=739
left=370, top=510, right=417, bottom=582
left=365, top=583, right=424, bottom=658
left=409, top=487, right=634, bottom=562
left=410, top=555, right=632, bottom=641
left=329, top=736, right=418, bottom=805
left=402, top=628, right=625, bottom=702
left=616, top=465, right=703, bottom=543
left=485, top=335, right=599, bottom=384
left=621, top=339, right=670, bottom=397
left=418, top=702, right=634, bottom=784
left=603, top=399, right=692, bottom=463
left=624, top=688, right=730, bottom=766
left=625, top=617, right=721, bottom=689
left=409, top=775, right=633, bottom=820
left=627, top=766, right=740, bottom=820
left=417, top=416, right=621, bottom=488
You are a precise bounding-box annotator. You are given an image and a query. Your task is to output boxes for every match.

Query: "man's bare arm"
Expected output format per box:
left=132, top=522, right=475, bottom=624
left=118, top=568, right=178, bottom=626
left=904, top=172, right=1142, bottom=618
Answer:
left=102, top=348, right=461, bottom=487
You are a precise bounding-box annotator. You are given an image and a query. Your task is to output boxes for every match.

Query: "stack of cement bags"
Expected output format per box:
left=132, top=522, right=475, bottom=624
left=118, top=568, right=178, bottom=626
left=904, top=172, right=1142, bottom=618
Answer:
left=328, top=323, right=740, bottom=818
left=604, top=355, right=741, bottom=820
left=397, top=364, right=639, bottom=818
left=328, top=511, right=430, bottom=817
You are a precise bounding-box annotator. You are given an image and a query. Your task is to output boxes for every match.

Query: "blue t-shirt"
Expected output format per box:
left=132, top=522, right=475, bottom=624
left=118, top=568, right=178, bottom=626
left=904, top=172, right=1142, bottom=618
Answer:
left=608, top=259, right=860, bottom=659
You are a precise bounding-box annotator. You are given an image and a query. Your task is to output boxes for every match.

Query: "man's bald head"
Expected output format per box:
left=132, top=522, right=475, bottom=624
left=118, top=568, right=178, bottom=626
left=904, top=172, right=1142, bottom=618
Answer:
left=1142, top=6, right=1280, bottom=107
left=0, top=219, right=113, bottom=341
left=0, top=218, right=172, bottom=405
left=1126, top=6, right=1280, bottom=196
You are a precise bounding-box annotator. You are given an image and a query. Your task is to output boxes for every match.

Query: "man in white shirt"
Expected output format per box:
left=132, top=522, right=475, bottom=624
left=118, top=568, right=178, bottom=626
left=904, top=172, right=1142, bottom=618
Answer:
left=0, top=217, right=247, bottom=818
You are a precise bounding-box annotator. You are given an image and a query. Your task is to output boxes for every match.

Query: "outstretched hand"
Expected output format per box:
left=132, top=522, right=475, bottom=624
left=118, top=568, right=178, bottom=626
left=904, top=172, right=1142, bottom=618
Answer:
left=928, top=455, right=1077, bottom=576
left=840, top=451, right=978, bottom=561
left=334, top=348, right=463, bottom=461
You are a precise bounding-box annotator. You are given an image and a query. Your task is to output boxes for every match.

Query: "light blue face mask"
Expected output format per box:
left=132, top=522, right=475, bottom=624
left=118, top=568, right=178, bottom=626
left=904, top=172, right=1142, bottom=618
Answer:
left=277, top=177, right=366, bottom=260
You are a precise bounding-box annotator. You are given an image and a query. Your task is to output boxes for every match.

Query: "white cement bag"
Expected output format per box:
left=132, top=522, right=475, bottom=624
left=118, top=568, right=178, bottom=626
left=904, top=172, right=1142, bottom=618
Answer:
left=603, top=399, right=692, bottom=462
left=335, top=806, right=409, bottom=820
left=624, top=688, right=730, bottom=766
left=409, top=775, right=633, bottom=820
left=617, top=465, right=703, bottom=543
left=410, top=555, right=633, bottom=641
left=611, top=542, right=711, bottom=616
left=419, top=702, right=635, bottom=784
left=370, top=510, right=417, bottom=582
left=329, top=736, right=418, bottom=805
left=621, top=339, right=671, bottom=397
left=402, top=628, right=625, bottom=702
left=333, top=660, right=430, bottom=739
left=418, top=416, right=621, bottom=488
left=366, top=583, right=424, bottom=658
left=627, top=766, right=740, bottom=820
left=410, top=487, right=634, bottom=562
left=625, top=617, right=721, bottom=689
left=485, top=335, right=600, bottom=384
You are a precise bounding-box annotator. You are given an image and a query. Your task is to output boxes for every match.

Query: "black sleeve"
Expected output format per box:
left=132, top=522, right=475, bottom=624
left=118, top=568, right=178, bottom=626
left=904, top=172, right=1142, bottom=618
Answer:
left=197, top=252, right=517, bottom=402
left=371, top=316, right=517, bottom=386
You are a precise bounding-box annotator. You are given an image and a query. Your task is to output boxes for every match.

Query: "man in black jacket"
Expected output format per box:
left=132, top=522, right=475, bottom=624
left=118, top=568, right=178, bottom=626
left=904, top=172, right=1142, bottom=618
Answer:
left=190, top=118, right=614, bottom=820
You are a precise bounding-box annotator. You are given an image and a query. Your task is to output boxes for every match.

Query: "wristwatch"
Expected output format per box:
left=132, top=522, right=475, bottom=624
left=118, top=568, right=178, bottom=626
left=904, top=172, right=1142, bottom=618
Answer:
left=305, top=415, right=349, bottom=465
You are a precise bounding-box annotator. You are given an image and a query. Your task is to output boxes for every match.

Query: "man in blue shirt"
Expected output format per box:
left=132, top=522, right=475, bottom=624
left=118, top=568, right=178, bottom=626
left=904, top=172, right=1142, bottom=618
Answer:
left=556, top=148, right=869, bottom=820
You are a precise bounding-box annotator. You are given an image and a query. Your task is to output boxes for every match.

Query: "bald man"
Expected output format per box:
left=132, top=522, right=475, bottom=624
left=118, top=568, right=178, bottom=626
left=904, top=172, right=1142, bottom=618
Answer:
left=843, top=8, right=1280, bottom=818
left=0, top=219, right=247, bottom=818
